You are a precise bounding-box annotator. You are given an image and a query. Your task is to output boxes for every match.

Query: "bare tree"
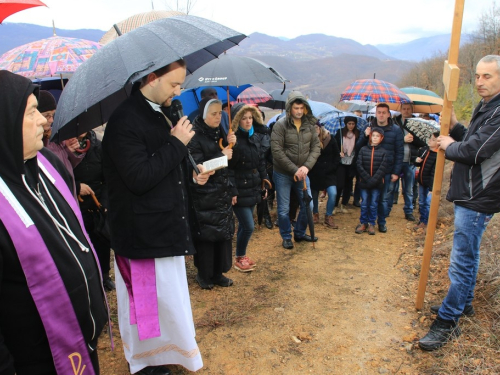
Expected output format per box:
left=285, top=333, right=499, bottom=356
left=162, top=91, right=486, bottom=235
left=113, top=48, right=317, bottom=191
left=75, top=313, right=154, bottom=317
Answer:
left=161, top=0, right=197, bottom=14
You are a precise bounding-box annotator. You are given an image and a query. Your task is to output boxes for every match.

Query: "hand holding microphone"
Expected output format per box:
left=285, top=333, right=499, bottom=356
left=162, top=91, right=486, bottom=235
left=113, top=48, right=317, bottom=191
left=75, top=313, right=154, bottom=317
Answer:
left=170, top=99, right=194, bottom=145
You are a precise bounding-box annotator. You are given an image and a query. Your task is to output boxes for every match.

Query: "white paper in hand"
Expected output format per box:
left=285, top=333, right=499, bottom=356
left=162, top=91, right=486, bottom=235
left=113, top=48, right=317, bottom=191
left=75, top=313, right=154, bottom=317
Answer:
left=202, top=155, right=228, bottom=173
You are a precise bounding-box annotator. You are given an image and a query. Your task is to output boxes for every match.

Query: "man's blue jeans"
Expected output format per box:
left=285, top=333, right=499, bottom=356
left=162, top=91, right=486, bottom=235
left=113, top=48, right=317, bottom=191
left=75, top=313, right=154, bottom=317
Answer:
left=438, top=205, right=493, bottom=322
left=311, top=185, right=337, bottom=216
left=400, top=162, right=415, bottom=215
left=377, top=174, right=395, bottom=226
left=273, top=171, right=311, bottom=240
left=360, top=188, right=380, bottom=225
left=417, top=185, right=432, bottom=224
left=232, top=205, right=255, bottom=257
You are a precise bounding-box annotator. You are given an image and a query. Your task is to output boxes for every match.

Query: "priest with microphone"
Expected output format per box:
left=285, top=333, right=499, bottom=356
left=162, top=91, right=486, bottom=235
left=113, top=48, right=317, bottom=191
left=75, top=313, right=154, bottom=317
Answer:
left=102, top=60, right=213, bottom=375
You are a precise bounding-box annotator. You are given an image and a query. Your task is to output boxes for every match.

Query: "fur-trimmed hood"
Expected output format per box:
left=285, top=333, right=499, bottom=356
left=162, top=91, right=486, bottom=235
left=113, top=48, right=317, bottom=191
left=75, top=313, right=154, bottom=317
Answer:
left=230, top=103, right=264, bottom=131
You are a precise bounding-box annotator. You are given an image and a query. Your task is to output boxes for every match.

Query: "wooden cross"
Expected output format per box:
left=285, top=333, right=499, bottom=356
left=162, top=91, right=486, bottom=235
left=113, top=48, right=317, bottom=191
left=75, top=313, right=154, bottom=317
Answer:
left=415, top=0, right=465, bottom=310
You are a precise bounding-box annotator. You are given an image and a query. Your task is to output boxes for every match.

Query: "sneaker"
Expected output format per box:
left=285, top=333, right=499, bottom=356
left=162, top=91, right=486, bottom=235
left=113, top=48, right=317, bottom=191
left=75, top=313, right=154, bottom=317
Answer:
left=264, top=215, right=273, bottom=229
left=418, top=318, right=462, bottom=351
left=324, top=215, right=338, bottom=229
left=430, top=304, right=475, bottom=317
left=195, top=274, right=214, bottom=290
left=313, top=213, right=320, bottom=224
left=294, top=234, right=318, bottom=242
left=413, top=222, right=427, bottom=231
left=212, top=275, right=233, bottom=287
left=103, top=277, right=116, bottom=292
left=355, top=223, right=367, bottom=234
left=234, top=256, right=255, bottom=272
left=405, top=213, right=416, bottom=221
left=367, top=224, right=375, bottom=235
left=282, top=239, right=294, bottom=249
left=378, top=224, right=387, bottom=233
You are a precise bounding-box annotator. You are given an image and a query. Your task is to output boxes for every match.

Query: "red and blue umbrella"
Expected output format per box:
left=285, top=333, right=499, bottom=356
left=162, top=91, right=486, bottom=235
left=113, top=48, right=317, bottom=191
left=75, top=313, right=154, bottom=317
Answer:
left=340, top=79, right=411, bottom=105
left=233, top=86, right=271, bottom=105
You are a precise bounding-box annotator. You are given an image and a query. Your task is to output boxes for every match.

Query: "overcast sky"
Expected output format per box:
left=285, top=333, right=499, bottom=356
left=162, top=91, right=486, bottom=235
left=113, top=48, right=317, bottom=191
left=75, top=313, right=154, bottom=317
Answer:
left=4, top=0, right=495, bottom=45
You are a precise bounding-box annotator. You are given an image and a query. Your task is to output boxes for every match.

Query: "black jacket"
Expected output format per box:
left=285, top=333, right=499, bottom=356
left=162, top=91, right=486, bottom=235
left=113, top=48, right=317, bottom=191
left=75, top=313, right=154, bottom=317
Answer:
left=356, top=144, right=388, bottom=189
left=228, top=124, right=270, bottom=207
left=102, top=90, right=198, bottom=259
left=416, top=147, right=437, bottom=190
left=357, top=118, right=404, bottom=176
left=0, top=71, right=107, bottom=375
left=309, top=136, right=341, bottom=190
left=188, top=117, right=235, bottom=241
left=445, top=93, right=500, bottom=214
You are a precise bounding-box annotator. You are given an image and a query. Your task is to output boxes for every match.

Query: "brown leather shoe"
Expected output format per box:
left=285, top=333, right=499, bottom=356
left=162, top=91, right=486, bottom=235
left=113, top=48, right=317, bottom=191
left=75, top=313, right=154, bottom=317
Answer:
left=313, top=213, right=320, bottom=224
left=324, top=215, right=338, bottom=229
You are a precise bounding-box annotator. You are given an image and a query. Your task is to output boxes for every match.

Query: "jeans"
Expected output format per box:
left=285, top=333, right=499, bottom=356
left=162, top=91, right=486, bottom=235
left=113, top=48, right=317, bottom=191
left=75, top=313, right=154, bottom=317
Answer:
left=400, top=162, right=415, bottom=214
left=274, top=171, right=311, bottom=240
left=360, top=188, right=380, bottom=225
left=417, top=185, right=432, bottom=224
left=438, top=205, right=493, bottom=322
left=312, top=185, right=337, bottom=216
left=232, top=205, right=255, bottom=257
left=377, top=173, right=395, bottom=226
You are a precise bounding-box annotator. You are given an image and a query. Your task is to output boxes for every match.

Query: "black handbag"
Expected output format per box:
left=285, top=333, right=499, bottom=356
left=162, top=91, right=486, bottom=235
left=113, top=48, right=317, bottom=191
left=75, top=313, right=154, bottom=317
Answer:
left=89, top=193, right=111, bottom=242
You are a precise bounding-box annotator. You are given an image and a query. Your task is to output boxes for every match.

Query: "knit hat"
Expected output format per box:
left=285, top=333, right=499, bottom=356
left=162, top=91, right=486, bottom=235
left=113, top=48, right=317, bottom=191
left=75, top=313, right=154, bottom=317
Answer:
left=199, top=98, right=219, bottom=120
left=343, top=116, right=357, bottom=125
left=370, top=126, right=385, bottom=143
left=230, top=102, right=246, bottom=121
left=38, top=90, right=57, bottom=113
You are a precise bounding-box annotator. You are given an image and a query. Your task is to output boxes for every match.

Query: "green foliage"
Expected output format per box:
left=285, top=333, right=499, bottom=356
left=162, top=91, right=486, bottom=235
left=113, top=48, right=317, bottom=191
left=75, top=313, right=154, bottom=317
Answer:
left=454, top=84, right=480, bottom=123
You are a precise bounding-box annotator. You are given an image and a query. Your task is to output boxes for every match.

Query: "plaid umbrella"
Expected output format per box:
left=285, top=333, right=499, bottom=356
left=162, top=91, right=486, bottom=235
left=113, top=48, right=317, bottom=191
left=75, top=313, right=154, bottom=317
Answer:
left=0, top=36, right=101, bottom=79
left=320, top=111, right=368, bottom=135
left=233, top=86, right=271, bottom=105
left=0, top=0, right=46, bottom=23
left=340, top=79, right=411, bottom=104
left=100, top=10, right=185, bottom=44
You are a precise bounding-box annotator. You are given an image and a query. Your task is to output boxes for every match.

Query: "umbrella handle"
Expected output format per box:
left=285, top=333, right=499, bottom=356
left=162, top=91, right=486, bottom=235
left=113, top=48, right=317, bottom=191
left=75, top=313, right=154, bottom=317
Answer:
left=219, top=129, right=234, bottom=150
left=293, top=175, right=307, bottom=190
left=261, top=179, right=272, bottom=190
left=77, top=192, right=103, bottom=209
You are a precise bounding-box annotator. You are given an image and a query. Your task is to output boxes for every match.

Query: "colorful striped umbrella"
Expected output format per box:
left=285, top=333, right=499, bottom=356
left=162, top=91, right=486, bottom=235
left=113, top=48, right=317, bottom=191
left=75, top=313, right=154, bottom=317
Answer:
left=401, top=87, right=443, bottom=113
left=0, top=0, right=46, bottom=23
left=340, top=79, right=411, bottom=104
left=0, top=36, right=101, bottom=79
left=233, top=86, right=271, bottom=105
left=99, top=10, right=185, bottom=45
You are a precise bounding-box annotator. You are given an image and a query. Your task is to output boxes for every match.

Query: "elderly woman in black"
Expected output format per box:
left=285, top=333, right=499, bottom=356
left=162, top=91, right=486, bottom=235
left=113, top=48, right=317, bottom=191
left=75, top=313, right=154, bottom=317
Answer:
left=188, top=98, right=237, bottom=289
left=228, top=103, right=270, bottom=272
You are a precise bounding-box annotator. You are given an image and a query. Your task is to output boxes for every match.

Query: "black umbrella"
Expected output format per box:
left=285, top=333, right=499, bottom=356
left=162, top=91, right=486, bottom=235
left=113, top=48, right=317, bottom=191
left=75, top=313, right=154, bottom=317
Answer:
left=51, top=15, right=246, bottom=142
left=260, top=89, right=292, bottom=110
left=257, top=179, right=272, bottom=228
left=294, top=176, right=315, bottom=249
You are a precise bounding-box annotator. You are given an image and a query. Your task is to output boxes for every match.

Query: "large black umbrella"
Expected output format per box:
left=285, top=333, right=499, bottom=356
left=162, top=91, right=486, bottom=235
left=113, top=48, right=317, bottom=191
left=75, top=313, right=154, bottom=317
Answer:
left=260, top=89, right=292, bottom=110
left=257, top=179, right=272, bottom=228
left=295, top=177, right=315, bottom=249
left=51, top=15, right=246, bottom=142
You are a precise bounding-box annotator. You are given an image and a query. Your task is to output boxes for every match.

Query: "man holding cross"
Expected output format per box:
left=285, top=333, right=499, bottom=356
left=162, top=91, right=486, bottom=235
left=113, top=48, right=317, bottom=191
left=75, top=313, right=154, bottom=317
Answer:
left=419, top=55, right=500, bottom=351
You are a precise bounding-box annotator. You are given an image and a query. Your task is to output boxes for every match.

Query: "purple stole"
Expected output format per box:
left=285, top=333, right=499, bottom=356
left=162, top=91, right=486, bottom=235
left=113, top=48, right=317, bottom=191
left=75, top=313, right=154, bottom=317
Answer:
left=0, top=153, right=100, bottom=375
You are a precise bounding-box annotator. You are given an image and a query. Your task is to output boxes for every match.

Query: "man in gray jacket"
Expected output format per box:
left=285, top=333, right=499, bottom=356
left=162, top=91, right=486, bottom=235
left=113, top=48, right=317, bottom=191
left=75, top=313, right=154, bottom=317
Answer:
left=419, top=55, right=500, bottom=351
left=271, top=91, right=321, bottom=249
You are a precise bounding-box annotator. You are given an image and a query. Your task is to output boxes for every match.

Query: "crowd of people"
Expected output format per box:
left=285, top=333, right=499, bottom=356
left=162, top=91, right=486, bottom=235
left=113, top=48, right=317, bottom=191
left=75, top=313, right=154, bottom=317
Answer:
left=1, top=54, right=500, bottom=374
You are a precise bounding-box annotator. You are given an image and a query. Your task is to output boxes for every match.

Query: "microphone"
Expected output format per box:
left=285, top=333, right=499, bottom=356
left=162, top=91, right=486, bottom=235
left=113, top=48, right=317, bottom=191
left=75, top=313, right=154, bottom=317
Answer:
left=170, top=99, right=200, bottom=175
left=171, top=99, right=184, bottom=125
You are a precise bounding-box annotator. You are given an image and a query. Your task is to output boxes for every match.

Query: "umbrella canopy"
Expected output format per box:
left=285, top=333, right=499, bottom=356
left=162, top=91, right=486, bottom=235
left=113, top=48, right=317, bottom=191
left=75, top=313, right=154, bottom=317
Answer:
left=233, top=86, right=271, bottom=105
left=340, top=79, right=411, bottom=105
left=320, top=111, right=368, bottom=135
left=405, top=118, right=441, bottom=144
left=260, top=89, right=292, bottom=110
left=0, top=0, right=46, bottom=23
left=176, top=85, right=250, bottom=116
left=182, top=54, right=287, bottom=89
left=308, top=100, right=341, bottom=118
left=99, top=10, right=185, bottom=45
left=51, top=15, right=246, bottom=142
left=402, top=87, right=443, bottom=113
left=0, top=36, right=101, bottom=79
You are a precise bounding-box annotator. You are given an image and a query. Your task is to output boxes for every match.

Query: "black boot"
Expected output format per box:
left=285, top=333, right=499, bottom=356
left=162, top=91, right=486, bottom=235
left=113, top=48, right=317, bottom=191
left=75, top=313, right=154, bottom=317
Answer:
left=103, top=272, right=116, bottom=291
left=419, top=318, right=461, bottom=351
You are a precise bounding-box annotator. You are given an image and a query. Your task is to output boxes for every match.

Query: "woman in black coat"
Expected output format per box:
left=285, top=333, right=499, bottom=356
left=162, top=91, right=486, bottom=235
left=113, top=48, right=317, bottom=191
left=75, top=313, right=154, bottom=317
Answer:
left=188, top=98, right=237, bottom=290
left=309, top=124, right=341, bottom=229
left=228, top=103, right=270, bottom=273
left=73, top=130, right=115, bottom=291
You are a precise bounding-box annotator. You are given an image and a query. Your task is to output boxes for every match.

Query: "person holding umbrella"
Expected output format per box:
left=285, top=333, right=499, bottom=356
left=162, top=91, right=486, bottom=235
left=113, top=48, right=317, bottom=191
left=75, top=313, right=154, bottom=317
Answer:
left=102, top=60, right=208, bottom=375
left=228, top=103, right=270, bottom=272
left=271, top=91, right=321, bottom=249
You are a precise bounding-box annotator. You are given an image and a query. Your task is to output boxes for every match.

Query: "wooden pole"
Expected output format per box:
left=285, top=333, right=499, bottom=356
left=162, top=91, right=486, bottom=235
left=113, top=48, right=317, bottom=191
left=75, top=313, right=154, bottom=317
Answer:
left=415, top=0, right=465, bottom=310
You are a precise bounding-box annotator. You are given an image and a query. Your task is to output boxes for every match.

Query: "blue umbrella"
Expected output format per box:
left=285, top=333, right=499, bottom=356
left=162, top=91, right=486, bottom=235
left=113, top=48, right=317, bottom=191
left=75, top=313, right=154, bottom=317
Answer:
left=320, top=111, right=368, bottom=135
left=175, top=85, right=250, bottom=116
left=308, top=100, right=341, bottom=118
left=51, top=15, right=246, bottom=141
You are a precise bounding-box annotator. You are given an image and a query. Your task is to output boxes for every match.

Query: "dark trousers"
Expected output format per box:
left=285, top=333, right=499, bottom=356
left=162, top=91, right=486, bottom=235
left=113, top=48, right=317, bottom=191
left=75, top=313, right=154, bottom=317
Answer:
left=336, top=164, right=355, bottom=206
left=83, top=213, right=111, bottom=275
left=194, top=239, right=232, bottom=281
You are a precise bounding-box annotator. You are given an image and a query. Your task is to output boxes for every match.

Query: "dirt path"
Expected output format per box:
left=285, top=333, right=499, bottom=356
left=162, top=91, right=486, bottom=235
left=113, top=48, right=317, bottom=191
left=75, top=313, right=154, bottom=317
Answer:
left=99, top=199, right=428, bottom=374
